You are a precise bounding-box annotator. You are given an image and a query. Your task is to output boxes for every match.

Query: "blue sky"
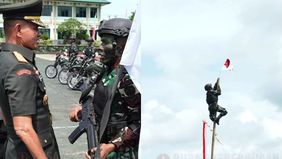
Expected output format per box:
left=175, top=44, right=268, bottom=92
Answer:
left=140, top=0, right=282, bottom=159
left=101, top=0, right=138, bottom=19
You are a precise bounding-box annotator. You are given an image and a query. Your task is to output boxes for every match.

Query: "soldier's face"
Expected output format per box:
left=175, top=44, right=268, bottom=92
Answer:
left=100, top=34, right=116, bottom=66
left=17, top=21, right=39, bottom=50
left=101, top=34, right=115, bottom=55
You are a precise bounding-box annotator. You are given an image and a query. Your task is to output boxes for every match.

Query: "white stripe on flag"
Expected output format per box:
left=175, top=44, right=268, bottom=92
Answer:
left=120, top=3, right=141, bottom=92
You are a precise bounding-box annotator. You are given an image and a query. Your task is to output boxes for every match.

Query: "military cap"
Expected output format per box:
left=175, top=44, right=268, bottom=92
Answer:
left=0, top=0, right=44, bottom=27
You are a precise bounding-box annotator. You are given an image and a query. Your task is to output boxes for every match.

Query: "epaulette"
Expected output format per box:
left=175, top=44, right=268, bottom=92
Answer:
left=13, top=51, right=28, bottom=63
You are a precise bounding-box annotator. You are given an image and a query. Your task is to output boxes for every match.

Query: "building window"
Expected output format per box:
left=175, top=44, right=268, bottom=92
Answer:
left=39, top=29, right=50, bottom=38
left=0, top=27, right=4, bottom=38
left=57, top=31, right=64, bottom=40
left=42, top=5, right=52, bottom=16
left=76, top=7, right=86, bottom=17
left=90, top=8, right=97, bottom=18
left=58, top=6, right=72, bottom=17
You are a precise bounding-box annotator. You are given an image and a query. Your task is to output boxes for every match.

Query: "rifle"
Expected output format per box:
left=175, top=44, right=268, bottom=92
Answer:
left=68, top=61, right=107, bottom=159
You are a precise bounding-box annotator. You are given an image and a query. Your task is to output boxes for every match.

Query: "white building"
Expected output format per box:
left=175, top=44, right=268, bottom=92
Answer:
left=0, top=0, right=110, bottom=40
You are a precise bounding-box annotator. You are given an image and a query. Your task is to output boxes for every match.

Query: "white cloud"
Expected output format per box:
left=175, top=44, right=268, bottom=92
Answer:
left=141, top=93, right=282, bottom=158
left=262, top=118, right=282, bottom=139
left=238, top=110, right=258, bottom=124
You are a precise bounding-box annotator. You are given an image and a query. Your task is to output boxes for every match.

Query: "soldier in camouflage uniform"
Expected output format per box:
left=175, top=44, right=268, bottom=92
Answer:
left=68, top=35, right=78, bottom=61
left=69, top=18, right=141, bottom=159
left=205, top=78, right=227, bottom=125
left=84, top=37, right=95, bottom=59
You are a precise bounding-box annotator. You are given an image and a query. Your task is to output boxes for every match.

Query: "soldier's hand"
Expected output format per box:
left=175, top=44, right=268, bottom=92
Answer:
left=94, top=53, right=103, bottom=62
left=69, top=104, right=82, bottom=122
left=85, top=143, right=115, bottom=159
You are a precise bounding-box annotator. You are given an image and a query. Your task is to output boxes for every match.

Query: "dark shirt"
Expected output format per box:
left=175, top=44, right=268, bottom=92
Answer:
left=0, top=43, right=60, bottom=159
left=69, top=43, right=78, bottom=55
left=206, top=82, right=221, bottom=104
left=206, top=90, right=220, bottom=104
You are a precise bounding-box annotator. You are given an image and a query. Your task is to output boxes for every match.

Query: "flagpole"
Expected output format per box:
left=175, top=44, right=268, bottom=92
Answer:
left=211, top=112, right=217, bottom=159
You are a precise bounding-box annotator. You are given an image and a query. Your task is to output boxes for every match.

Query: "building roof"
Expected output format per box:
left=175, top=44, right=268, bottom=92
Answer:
left=66, top=0, right=111, bottom=4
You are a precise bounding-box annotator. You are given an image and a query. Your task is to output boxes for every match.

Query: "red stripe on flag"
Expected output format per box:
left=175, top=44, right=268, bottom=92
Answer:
left=224, top=59, right=230, bottom=68
left=203, top=121, right=206, bottom=159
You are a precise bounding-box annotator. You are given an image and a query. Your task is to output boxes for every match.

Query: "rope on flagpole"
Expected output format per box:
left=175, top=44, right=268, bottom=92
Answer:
left=204, top=120, right=223, bottom=146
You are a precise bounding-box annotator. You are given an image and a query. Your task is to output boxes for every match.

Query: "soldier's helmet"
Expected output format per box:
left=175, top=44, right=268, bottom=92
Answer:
left=204, top=83, right=212, bottom=91
left=97, top=18, right=132, bottom=38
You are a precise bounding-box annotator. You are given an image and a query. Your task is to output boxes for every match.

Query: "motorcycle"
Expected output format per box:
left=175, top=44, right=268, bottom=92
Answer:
left=57, top=52, right=86, bottom=85
left=45, top=50, right=69, bottom=79
left=67, top=55, right=95, bottom=90
left=68, top=60, right=107, bottom=91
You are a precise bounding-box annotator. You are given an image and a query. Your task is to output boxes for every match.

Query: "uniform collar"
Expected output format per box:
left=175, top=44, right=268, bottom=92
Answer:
left=1, top=43, right=35, bottom=63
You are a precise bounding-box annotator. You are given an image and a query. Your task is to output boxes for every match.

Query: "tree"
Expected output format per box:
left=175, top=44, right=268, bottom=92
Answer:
left=57, top=18, right=87, bottom=42
left=129, top=11, right=135, bottom=21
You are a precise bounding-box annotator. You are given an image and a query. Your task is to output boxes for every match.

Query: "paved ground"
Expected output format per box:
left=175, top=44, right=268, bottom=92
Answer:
left=36, top=55, right=87, bottom=159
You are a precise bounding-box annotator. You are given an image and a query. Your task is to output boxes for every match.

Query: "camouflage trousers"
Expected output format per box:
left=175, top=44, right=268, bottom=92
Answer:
left=107, top=146, right=138, bottom=159
left=208, top=103, right=227, bottom=121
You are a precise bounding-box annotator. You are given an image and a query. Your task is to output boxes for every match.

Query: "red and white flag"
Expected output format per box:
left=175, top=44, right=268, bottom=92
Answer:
left=221, top=58, right=234, bottom=71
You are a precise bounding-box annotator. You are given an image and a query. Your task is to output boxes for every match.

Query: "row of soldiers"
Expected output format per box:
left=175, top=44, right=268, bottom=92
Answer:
left=67, top=35, right=96, bottom=60
left=0, top=0, right=140, bottom=159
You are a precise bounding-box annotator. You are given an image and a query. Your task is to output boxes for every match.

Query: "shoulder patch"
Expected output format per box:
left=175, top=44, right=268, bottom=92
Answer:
left=16, top=69, right=32, bottom=76
left=13, top=51, right=28, bottom=63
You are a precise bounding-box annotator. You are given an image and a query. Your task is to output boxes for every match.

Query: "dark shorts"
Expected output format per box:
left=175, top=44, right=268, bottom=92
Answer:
left=0, top=120, right=7, bottom=159
left=4, top=127, right=60, bottom=159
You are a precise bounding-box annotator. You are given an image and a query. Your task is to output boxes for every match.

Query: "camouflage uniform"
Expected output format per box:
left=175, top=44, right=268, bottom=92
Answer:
left=68, top=42, right=78, bottom=62
left=205, top=79, right=228, bottom=124
left=69, top=43, right=78, bottom=55
left=84, top=46, right=94, bottom=59
left=93, top=67, right=141, bottom=159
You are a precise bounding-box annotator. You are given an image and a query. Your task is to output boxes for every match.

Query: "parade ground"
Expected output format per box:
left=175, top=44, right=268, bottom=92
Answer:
left=37, top=55, right=87, bottom=159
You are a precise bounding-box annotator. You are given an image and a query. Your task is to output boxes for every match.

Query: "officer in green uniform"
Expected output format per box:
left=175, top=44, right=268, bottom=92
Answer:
left=69, top=18, right=141, bottom=159
left=0, top=0, right=60, bottom=158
